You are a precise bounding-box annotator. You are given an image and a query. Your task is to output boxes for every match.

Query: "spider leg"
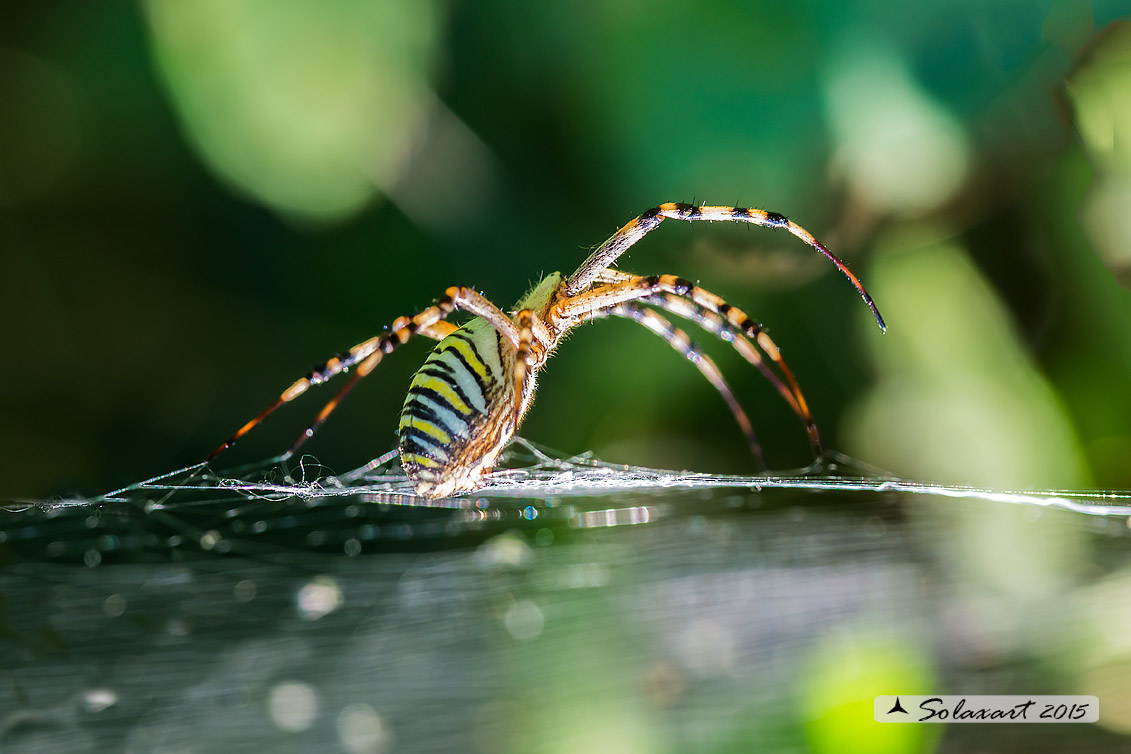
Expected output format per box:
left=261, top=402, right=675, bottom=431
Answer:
left=641, top=292, right=796, bottom=405
left=591, top=267, right=815, bottom=438
left=639, top=291, right=822, bottom=454
left=207, top=287, right=516, bottom=463
left=586, top=301, right=766, bottom=469
left=280, top=346, right=383, bottom=461
left=514, top=310, right=534, bottom=429
left=566, top=202, right=885, bottom=333
left=551, top=273, right=823, bottom=456
left=512, top=309, right=554, bottom=428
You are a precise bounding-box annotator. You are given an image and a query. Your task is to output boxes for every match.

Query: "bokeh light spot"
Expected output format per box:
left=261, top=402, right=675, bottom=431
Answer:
left=825, top=36, right=969, bottom=215
left=268, top=681, right=320, bottom=732
left=296, top=575, right=343, bottom=620
left=503, top=599, right=544, bottom=641
left=337, top=703, right=390, bottom=754
left=143, top=0, right=440, bottom=223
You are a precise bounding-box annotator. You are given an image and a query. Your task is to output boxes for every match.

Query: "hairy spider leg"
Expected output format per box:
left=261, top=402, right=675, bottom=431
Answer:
left=566, top=203, right=885, bottom=333
left=278, top=349, right=379, bottom=462
left=512, top=309, right=554, bottom=428
left=591, top=268, right=808, bottom=416
left=513, top=309, right=535, bottom=429
left=550, top=273, right=823, bottom=455
left=590, top=268, right=820, bottom=452
left=207, top=287, right=518, bottom=464
left=585, top=301, right=767, bottom=468
left=636, top=290, right=822, bottom=451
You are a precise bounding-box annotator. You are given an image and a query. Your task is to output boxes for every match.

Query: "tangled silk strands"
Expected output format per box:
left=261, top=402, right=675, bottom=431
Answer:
left=9, top=441, right=1131, bottom=519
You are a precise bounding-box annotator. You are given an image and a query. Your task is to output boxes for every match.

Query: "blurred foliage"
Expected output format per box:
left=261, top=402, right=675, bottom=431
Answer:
left=143, top=0, right=440, bottom=222
left=1, top=1, right=1130, bottom=500
left=1070, top=21, right=1131, bottom=287
left=846, top=228, right=1090, bottom=488
left=801, top=629, right=937, bottom=754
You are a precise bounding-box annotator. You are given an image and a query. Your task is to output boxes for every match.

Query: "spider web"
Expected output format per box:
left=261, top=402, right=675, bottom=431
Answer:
left=4, top=439, right=1131, bottom=563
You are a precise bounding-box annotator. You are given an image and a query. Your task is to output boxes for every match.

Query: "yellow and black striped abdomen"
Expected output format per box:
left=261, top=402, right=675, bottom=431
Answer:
left=398, top=318, right=512, bottom=494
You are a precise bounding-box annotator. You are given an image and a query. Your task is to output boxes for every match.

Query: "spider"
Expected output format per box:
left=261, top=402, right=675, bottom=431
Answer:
left=208, top=202, right=885, bottom=498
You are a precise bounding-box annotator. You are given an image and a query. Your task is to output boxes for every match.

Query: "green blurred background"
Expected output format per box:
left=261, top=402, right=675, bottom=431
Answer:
left=3, top=0, right=1130, bottom=500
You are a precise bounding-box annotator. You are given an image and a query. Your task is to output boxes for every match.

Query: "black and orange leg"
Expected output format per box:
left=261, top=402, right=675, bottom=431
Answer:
left=206, top=286, right=516, bottom=464
left=514, top=309, right=534, bottom=430
left=586, top=302, right=766, bottom=468
left=636, top=290, right=823, bottom=454
left=565, top=203, right=885, bottom=334
left=512, top=308, right=552, bottom=429
left=552, top=272, right=823, bottom=456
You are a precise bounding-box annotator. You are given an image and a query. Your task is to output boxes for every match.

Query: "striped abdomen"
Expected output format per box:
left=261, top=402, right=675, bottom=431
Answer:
left=398, top=318, right=518, bottom=497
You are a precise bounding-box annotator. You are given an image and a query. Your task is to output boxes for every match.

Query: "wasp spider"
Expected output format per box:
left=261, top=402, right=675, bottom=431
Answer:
left=208, top=203, right=885, bottom=498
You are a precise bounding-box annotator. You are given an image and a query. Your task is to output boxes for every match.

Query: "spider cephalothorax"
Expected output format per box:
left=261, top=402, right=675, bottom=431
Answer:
left=209, top=203, right=885, bottom=498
